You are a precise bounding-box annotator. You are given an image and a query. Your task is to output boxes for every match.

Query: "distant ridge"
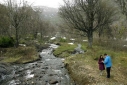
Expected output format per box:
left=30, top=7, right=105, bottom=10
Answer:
left=33, top=6, right=60, bottom=24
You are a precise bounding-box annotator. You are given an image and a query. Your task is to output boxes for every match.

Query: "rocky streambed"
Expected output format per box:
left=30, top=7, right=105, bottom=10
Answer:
left=0, top=44, right=74, bottom=85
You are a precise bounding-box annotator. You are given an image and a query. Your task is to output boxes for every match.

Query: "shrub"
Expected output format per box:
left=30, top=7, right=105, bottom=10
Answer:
left=59, top=38, right=67, bottom=42
left=0, top=36, right=14, bottom=48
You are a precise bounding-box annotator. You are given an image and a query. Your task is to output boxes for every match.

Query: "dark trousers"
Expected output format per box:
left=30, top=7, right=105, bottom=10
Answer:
left=106, top=67, right=111, bottom=78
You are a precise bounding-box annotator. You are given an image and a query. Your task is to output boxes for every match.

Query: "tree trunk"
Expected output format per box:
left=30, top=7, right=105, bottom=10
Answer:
left=98, top=30, right=102, bottom=42
left=87, top=30, right=93, bottom=48
left=15, top=27, right=19, bottom=48
left=34, top=31, right=37, bottom=39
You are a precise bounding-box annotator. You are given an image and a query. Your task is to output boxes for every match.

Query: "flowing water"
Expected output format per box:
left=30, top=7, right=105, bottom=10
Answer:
left=0, top=44, right=74, bottom=85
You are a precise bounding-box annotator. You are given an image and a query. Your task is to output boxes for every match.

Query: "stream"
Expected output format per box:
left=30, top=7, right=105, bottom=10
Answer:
left=0, top=44, right=74, bottom=85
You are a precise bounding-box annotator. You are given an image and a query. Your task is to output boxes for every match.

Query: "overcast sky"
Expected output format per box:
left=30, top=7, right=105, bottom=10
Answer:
left=0, top=0, right=64, bottom=8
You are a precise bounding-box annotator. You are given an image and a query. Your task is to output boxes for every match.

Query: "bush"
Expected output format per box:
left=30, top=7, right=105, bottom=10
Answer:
left=0, top=36, right=14, bottom=48
left=59, top=38, right=67, bottom=42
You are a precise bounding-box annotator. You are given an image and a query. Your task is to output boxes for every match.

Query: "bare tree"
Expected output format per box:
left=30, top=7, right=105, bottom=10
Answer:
left=96, top=0, right=118, bottom=39
left=59, top=0, right=117, bottom=47
left=115, top=0, right=127, bottom=17
left=0, top=4, right=10, bottom=36
left=115, top=0, right=127, bottom=39
left=6, top=0, right=31, bottom=47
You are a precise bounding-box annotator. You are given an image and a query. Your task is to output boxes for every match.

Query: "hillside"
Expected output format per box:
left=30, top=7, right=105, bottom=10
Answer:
left=33, top=6, right=60, bottom=24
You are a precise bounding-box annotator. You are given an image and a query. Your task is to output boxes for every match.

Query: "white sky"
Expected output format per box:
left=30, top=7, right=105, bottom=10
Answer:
left=0, top=0, right=64, bottom=8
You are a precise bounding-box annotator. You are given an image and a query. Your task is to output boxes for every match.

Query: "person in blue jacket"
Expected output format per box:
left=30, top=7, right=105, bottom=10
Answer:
left=103, top=53, right=112, bottom=78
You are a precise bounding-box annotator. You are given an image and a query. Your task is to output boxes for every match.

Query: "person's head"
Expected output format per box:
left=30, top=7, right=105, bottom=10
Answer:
left=104, top=53, right=107, bottom=58
left=100, top=55, right=103, bottom=59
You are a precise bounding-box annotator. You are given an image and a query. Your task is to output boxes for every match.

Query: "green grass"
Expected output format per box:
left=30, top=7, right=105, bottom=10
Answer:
left=53, top=43, right=77, bottom=58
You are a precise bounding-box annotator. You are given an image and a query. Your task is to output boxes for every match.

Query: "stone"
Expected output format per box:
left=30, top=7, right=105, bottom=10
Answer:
left=49, top=79, right=58, bottom=84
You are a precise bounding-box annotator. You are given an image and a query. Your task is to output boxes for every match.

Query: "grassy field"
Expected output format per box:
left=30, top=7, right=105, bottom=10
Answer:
left=53, top=42, right=127, bottom=85
left=0, top=46, right=39, bottom=64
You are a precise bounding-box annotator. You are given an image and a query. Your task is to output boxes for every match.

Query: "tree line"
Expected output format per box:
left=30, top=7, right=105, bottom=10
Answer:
left=0, top=0, right=52, bottom=47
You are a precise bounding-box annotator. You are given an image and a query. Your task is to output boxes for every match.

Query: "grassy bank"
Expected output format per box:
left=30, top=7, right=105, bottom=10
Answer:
left=53, top=42, right=127, bottom=85
left=0, top=46, right=39, bottom=64
left=53, top=43, right=77, bottom=58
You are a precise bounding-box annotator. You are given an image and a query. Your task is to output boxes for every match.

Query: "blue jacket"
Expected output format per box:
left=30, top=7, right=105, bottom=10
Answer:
left=104, top=55, right=112, bottom=67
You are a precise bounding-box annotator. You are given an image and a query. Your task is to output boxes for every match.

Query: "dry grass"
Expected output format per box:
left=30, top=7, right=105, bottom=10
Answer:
left=53, top=40, right=127, bottom=84
left=0, top=46, right=39, bottom=64
left=53, top=41, right=127, bottom=84
left=65, top=50, right=127, bottom=85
